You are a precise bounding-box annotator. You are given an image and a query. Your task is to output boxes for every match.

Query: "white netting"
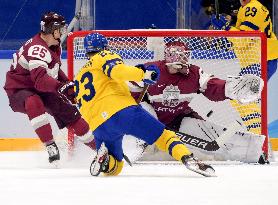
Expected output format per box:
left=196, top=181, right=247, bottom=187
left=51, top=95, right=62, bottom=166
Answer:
left=68, top=31, right=267, bottom=161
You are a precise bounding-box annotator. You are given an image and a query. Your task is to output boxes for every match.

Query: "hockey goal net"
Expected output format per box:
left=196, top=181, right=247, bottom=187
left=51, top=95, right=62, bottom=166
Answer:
left=67, top=30, right=268, bottom=160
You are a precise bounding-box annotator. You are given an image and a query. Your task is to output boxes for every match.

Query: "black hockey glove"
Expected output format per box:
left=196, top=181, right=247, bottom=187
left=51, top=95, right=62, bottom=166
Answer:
left=57, top=81, right=76, bottom=104
left=135, top=64, right=160, bottom=85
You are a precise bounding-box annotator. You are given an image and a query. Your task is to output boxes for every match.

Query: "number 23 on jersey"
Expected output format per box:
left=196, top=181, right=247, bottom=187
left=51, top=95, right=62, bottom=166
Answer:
left=75, top=71, right=96, bottom=108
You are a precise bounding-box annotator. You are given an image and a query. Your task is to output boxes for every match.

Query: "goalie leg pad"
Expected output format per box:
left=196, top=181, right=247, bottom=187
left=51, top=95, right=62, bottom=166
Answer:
left=104, top=155, right=124, bottom=176
left=155, top=129, right=191, bottom=161
left=179, top=117, right=265, bottom=163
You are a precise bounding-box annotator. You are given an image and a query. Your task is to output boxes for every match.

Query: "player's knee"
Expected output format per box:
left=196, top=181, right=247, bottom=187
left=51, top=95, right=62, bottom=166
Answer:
left=104, top=155, right=124, bottom=176
left=25, top=95, right=45, bottom=117
left=69, top=117, right=90, bottom=136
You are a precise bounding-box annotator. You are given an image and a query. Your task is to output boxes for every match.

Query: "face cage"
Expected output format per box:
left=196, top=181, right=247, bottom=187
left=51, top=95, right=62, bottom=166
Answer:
left=165, top=48, right=191, bottom=64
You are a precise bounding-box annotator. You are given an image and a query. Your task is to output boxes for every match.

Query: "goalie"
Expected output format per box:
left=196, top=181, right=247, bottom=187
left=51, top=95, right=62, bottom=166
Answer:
left=129, top=40, right=266, bottom=163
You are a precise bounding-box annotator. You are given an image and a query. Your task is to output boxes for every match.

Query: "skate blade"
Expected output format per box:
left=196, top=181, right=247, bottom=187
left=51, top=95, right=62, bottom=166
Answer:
left=186, top=164, right=217, bottom=177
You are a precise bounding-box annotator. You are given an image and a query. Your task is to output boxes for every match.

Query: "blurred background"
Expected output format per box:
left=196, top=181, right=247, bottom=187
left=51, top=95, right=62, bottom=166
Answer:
left=0, top=0, right=276, bottom=49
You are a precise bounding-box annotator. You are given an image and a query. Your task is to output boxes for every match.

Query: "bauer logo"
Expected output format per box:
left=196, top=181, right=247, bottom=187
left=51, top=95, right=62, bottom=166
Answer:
left=176, top=132, right=208, bottom=149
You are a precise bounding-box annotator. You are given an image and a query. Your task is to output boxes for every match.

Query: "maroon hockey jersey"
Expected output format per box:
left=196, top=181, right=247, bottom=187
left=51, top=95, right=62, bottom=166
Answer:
left=131, top=60, right=228, bottom=127
left=4, top=34, right=68, bottom=96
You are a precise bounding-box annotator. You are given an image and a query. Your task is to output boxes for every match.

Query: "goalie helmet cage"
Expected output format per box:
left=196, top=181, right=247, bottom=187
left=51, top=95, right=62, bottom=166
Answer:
left=67, top=30, right=268, bottom=159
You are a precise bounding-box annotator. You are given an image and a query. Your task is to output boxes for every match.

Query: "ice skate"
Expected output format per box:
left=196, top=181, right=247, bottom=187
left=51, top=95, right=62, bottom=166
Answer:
left=90, top=142, right=109, bottom=176
left=181, top=154, right=216, bottom=177
left=46, top=142, right=60, bottom=163
left=46, top=142, right=60, bottom=168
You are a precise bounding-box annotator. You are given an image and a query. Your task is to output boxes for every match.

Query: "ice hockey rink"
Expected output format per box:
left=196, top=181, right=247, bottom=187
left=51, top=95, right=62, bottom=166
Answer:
left=1, top=150, right=278, bottom=205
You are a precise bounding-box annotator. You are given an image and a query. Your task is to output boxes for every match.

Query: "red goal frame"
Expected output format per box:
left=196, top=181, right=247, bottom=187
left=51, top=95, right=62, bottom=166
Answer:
left=67, top=30, right=268, bottom=157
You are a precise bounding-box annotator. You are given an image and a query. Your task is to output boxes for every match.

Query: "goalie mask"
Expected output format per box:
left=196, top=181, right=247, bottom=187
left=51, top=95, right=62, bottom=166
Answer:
left=165, top=41, right=191, bottom=75
left=40, top=12, right=67, bottom=36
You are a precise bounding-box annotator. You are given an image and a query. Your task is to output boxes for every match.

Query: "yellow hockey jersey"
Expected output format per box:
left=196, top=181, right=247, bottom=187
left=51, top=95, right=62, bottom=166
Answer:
left=230, top=0, right=278, bottom=60
left=74, top=50, right=145, bottom=130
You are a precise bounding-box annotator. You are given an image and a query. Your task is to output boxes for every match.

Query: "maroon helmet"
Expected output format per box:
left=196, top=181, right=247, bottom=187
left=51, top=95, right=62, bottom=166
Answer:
left=40, top=12, right=66, bottom=34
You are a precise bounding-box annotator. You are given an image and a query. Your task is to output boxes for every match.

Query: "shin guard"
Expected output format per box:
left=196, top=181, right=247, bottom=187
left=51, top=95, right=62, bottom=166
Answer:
left=155, top=129, right=191, bottom=161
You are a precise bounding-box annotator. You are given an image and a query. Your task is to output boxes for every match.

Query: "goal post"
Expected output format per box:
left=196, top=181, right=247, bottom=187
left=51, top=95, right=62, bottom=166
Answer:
left=67, top=29, right=268, bottom=159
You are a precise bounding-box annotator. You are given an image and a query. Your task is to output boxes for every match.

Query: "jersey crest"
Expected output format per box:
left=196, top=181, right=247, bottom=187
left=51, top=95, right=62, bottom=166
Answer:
left=162, top=85, right=180, bottom=107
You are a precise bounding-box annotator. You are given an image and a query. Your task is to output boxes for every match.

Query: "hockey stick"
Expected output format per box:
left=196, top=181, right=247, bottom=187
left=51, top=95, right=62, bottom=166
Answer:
left=123, top=154, right=133, bottom=167
left=136, top=84, right=149, bottom=104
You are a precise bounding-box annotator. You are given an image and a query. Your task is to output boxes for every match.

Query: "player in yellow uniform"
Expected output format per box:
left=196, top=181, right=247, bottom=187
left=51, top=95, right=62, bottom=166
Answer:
left=73, top=32, right=216, bottom=177
left=211, top=0, right=278, bottom=80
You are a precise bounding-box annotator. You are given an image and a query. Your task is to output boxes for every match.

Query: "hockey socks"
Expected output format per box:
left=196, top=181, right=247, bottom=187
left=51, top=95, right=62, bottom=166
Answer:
left=155, top=129, right=191, bottom=161
left=25, top=95, right=54, bottom=144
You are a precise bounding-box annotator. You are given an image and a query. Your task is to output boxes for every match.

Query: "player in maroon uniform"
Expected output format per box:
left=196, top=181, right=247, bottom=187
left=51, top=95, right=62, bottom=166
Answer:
left=129, top=40, right=266, bottom=163
left=131, top=41, right=263, bottom=130
left=3, top=12, right=95, bottom=164
left=131, top=41, right=228, bottom=130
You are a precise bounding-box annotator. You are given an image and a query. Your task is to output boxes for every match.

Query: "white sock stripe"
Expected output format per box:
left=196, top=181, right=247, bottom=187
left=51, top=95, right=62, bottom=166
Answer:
left=78, top=132, right=94, bottom=143
left=30, top=114, right=49, bottom=130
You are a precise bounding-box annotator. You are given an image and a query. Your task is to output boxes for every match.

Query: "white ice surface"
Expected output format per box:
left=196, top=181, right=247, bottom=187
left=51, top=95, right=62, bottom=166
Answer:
left=0, top=151, right=278, bottom=205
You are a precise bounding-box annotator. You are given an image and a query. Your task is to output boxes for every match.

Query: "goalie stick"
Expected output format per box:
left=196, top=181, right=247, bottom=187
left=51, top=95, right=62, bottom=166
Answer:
left=136, top=84, right=149, bottom=104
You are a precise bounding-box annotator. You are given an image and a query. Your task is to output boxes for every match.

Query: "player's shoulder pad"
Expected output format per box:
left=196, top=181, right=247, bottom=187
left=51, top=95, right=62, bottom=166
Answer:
left=245, top=0, right=264, bottom=11
left=27, top=45, right=52, bottom=63
left=98, top=50, right=123, bottom=61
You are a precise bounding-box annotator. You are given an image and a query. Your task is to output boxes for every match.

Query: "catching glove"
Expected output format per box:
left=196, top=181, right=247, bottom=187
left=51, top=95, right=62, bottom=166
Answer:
left=211, top=14, right=231, bottom=30
left=225, top=74, right=264, bottom=104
